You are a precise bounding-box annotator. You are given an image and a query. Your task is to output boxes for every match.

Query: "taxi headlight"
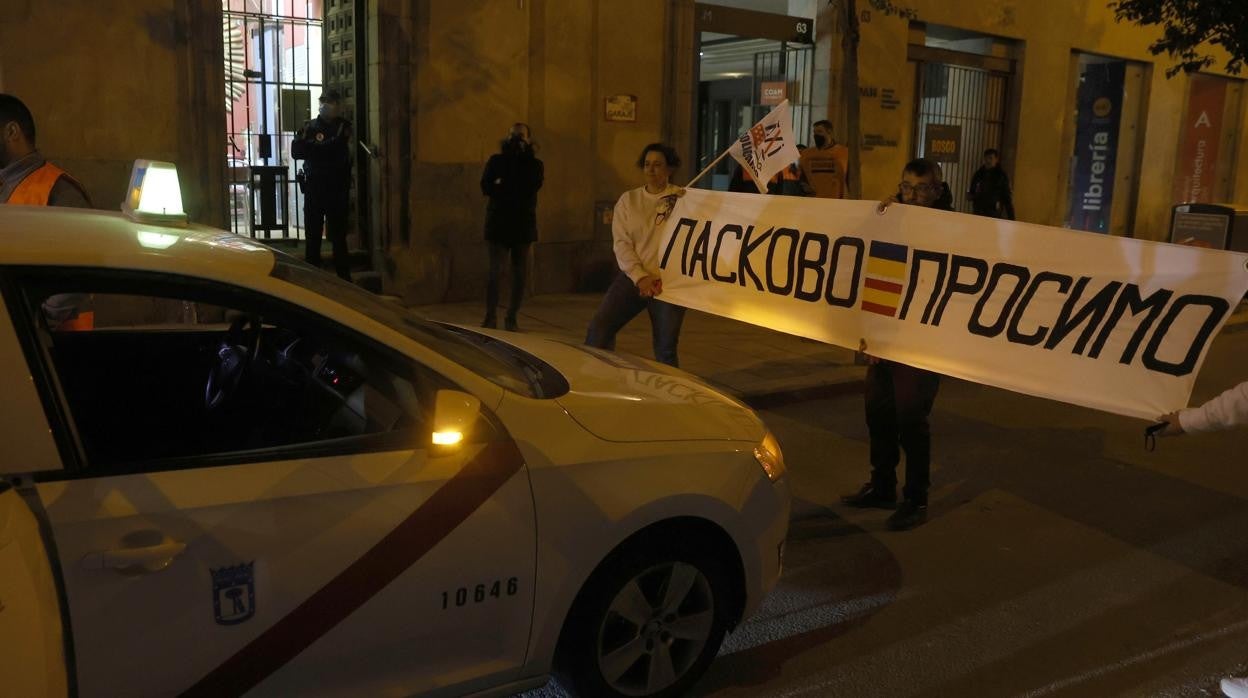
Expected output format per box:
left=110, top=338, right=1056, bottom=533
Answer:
left=753, top=431, right=786, bottom=482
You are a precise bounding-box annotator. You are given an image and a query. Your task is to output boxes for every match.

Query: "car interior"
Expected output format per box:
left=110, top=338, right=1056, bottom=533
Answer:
left=26, top=290, right=428, bottom=467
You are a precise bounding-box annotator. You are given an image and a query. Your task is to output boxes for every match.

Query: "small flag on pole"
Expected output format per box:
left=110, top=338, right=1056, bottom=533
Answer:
left=727, top=99, right=801, bottom=195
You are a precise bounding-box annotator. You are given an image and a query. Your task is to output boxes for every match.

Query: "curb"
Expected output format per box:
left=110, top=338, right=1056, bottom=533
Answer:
left=741, top=375, right=867, bottom=409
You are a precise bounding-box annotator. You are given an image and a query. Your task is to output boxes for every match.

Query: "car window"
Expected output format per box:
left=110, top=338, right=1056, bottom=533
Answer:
left=18, top=276, right=442, bottom=471
left=269, top=254, right=565, bottom=398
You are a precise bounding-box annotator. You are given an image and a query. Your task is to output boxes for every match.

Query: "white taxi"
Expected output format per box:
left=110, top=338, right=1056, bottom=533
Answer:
left=0, top=164, right=790, bottom=697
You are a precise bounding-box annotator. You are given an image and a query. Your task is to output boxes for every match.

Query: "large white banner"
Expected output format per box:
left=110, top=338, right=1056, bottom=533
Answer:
left=658, top=190, right=1248, bottom=419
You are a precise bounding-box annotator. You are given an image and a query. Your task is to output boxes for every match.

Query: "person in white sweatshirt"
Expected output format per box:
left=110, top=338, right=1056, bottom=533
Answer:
left=1157, top=381, right=1248, bottom=698
left=1158, top=380, right=1248, bottom=435
left=585, top=143, right=687, bottom=366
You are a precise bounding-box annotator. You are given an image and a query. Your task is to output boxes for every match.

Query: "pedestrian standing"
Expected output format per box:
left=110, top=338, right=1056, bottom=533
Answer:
left=799, top=119, right=850, bottom=199
left=480, top=122, right=543, bottom=331
left=842, top=158, right=950, bottom=531
left=292, top=89, right=352, bottom=281
left=0, top=94, right=91, bottom=207
left=585, top=143, right=686, bottom=366
left=967, top=148, right=1015, bottom=219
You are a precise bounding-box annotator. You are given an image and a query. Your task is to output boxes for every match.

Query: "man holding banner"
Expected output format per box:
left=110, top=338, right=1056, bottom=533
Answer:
left=841, top=158, right=952, bottom=531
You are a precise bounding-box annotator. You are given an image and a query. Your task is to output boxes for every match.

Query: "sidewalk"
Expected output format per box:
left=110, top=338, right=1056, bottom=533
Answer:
left=411, top=295, right=1248, bottom=405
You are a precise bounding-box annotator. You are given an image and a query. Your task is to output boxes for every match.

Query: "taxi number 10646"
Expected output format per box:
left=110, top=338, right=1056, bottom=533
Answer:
left=441, top=577, right=519, bottom=610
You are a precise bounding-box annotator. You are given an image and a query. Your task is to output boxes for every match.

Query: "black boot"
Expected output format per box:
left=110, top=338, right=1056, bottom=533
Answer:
left=482, top=314, right=497, bottom=329
left=886, top=501, right=928, bottom=530
left=841, top=482, right=897, bottom=509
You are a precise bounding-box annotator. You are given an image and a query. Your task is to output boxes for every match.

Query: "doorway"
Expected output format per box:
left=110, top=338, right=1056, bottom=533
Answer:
left=222, top=0, right=324, bottom=241
left=908, top=25, right=1018, bottom=213
left=693, top=2, right=816, bottom=190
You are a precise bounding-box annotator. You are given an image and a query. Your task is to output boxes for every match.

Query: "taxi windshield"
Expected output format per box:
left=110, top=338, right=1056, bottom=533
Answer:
left=270, top=255, right=548, bottom=397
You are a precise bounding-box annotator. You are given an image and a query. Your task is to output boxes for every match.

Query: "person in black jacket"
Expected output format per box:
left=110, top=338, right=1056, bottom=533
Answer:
left=966, top=148, right=1015, bottom=219
left=843, top=158, right=949, bottom=531
left=480, top=123, right=543, bottom=331
left=292, top=90, right=353, bottom=280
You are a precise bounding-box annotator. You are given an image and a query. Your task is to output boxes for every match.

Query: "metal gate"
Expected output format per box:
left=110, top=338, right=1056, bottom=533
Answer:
left=752, top=45, right=814, bottom=145
left=912, top=62, right=1010, bottom=212
left=222, top=0, right=323, bottom=240
left=694, top=42, right=814, bottom=186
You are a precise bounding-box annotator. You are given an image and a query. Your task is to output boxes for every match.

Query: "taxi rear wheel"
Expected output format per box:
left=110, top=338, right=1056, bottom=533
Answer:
left=556, top=540, right=732, bottom=698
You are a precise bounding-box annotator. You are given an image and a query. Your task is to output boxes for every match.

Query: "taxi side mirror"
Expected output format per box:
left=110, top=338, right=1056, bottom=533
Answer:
left=431, top=390, right=481, bottom=449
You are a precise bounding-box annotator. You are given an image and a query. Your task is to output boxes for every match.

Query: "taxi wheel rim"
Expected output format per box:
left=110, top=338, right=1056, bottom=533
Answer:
left=596, top=561, right=714, bottom=696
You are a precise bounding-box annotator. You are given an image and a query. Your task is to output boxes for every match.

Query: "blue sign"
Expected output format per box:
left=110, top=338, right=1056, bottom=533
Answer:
left=1067, top=61, right=1125, bottom=233
left=212, top=561, right=256, bottom=625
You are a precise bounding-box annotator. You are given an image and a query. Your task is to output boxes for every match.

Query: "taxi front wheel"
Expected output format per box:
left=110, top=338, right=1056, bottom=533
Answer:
left=555, top=540, right=732, bottom=698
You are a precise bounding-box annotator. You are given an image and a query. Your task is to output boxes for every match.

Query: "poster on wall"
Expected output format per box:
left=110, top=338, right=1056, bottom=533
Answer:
left=923, top=123, right=962, bottom=163
left=1172, top=75, right=1228, bottom=204
left=1066, top=60, right=1125, bottom=234
left=760, top=81, right=787, bottom=106
left=605, top=94, right=637, bottom=122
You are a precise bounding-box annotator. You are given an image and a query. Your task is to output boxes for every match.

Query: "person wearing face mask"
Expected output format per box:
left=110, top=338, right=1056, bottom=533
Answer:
left=799, top=119, right=850, bottom=199
left=842, top=158, right=951, bottom=531
left=0, top=94, right=91, bottom=208
left=585, top=143, right=686, bottom=366
left=292, top=89, right=353, bottom=281
left=480, top=122, right=543, bottom=331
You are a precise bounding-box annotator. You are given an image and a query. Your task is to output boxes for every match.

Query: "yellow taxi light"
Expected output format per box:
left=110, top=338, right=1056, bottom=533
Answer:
left=122, top=159, right=187, bottom=225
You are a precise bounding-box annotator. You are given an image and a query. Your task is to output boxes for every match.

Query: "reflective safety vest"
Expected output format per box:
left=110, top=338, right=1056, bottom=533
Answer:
left=6, top=162, right=77, bottom=206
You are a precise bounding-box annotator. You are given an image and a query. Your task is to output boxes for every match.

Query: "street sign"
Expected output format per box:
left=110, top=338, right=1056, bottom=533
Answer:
left=694, top=4, right=814, bottom=44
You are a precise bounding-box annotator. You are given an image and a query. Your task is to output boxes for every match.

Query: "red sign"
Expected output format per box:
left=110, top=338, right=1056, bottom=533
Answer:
left=1173, top=75, right=1227, bottom=204
left=760, top=81, right=786, bottom=106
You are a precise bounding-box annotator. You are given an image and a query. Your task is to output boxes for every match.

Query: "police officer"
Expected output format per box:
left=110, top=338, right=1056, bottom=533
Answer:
left=292, top=89, right=352, bottom=280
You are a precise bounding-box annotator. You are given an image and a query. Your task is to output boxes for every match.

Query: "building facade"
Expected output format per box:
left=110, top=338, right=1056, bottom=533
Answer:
left=2, top=1, right=1244, bottom=304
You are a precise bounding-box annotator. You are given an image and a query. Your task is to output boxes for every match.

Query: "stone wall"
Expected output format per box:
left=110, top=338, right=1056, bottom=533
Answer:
left=369, top=0, right=679, bottom=305
left=0, top=0, right=225, bottom=226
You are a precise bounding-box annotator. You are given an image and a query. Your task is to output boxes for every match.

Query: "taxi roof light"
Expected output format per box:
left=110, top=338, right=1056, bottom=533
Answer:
left=122, top=159, right=188, bottom=226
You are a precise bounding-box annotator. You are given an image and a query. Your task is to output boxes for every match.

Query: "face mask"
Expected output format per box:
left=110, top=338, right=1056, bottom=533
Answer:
left=813, top=134, right=828, bottom=148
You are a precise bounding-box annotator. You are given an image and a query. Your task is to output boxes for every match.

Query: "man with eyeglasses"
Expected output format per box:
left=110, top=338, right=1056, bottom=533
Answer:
left=841, top=158, right=950, bottom=531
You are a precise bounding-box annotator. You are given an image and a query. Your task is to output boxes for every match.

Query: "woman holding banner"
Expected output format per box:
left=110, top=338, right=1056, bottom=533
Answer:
left=585, top=143, right=686, bottom=366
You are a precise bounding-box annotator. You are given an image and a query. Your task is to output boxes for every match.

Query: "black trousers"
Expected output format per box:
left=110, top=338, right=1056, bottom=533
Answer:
left=485, top=241, right=530, bottom=321
left=865, top=361, right=941, bottom=504
left=305, top=177, right=351, bottom=281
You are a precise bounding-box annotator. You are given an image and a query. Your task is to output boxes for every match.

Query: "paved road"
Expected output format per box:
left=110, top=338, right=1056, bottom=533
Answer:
left=527, top=329, right=1248, bottom=697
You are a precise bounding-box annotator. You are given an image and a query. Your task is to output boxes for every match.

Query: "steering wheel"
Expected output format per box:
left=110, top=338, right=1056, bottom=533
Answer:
left=205, top=314, right=262, bottom=411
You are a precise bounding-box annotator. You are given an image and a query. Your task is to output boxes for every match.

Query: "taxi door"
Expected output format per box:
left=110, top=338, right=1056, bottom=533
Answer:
left=4, top=270, right=537, bottom=697
left=0, top=300, right=69, bottom=698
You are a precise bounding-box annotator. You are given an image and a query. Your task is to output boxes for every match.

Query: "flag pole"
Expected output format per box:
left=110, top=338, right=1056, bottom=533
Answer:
left=685, top=148, right=732, bottom=189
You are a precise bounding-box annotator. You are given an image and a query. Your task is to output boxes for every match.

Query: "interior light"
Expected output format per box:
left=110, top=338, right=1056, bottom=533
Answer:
left=432, top=431, right=464, bottom=447
left=136, top=229, right=180, bottom=250
left=122, top=159, right=188, bottom=225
